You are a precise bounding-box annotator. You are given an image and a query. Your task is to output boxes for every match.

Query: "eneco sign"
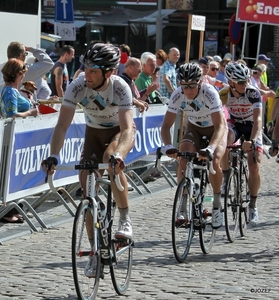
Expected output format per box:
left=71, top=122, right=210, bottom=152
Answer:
left=236, top=0, right=279, bottom=25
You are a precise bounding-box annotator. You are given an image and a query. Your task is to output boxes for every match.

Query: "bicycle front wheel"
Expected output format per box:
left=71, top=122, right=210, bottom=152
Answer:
left=72, top=200, right=101, bottom=300
left=172, top=177, right=194, bottom=263
left=199, top=178, right=216, bottom=254
left=110, top=238, right=133, bottom=295
left=239, top=162, right=249, bottom=236
left=224, top=170, right=239, bottom=243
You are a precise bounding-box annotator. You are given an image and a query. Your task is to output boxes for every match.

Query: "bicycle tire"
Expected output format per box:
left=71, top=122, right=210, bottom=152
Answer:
left=110, top=238, right=133, bottom=295
left=72, top=200, right=101, bottom=300
left=239, top=161, right=249, bottom=236
left=224, top=169, right=239, bottom=243
left=172, top=177, right=194, bottom=263
left=199, top=172, right=216, bottom=254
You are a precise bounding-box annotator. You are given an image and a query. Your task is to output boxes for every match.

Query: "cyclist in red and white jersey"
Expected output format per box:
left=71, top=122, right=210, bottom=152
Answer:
left=220, top=62, right=263, bottom=225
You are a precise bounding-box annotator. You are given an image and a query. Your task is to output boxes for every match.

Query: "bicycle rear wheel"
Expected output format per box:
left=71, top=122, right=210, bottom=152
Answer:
left=72, top=200, right=101, bottom=300
left=239, top=162, right=249, bottom=236
left=199, top=177, right=216, bottom=254
left=110, top=238, right=133, bottom=295
left=172, top=177, right=194, bottom=263
left=224, top=170, right=239, bottom=243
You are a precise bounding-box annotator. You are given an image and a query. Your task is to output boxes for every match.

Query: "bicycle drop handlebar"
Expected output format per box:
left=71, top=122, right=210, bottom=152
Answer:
left=155, top=147, right=216, bottom=175
left=47, top=156, right=124, bottom=192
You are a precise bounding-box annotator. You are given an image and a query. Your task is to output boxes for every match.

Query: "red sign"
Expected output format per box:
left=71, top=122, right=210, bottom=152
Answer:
left=236, top=0, right=279, bottom=25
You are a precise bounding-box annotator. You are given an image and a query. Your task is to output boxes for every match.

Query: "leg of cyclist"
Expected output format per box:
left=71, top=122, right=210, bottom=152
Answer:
left=220, top=122, right=237, bottom=196
left=209, top=132, right=227, bottom=229
left=103, top=130, right=135, bottom=240
left=246, top=137, right=263, bottom=225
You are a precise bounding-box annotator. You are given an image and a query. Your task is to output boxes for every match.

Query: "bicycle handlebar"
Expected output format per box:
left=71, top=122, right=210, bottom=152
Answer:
left=176, top=152, right=216, bottom=175
left=155, top=148, right=216, bottom=175
left=47, top=159, right=124, bottom=192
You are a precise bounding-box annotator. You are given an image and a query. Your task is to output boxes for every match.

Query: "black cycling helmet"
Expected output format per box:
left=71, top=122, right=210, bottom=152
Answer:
left=178, top=63, right=202, bottom=83
left=80, top=43, right=120, bottom=71
left=225, top=62, right=250, bottom=82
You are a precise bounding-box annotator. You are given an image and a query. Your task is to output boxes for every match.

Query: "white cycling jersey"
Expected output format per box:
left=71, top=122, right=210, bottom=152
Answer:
left=167, top=83, right=223, bottom=127
left=221, top=85, right=262, bottom=123
left=62, top=74, right=133, bottom=129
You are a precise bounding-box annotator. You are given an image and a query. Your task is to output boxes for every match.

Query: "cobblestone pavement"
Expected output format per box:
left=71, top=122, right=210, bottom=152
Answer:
left=1, top=153, right=279, bottom=300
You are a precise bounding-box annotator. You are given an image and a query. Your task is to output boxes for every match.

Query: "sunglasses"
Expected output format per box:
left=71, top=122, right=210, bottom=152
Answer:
left=181, top=83, right=199, bottom=89
left=210, top=67, right=219, bottom=71
left=236, top=80, right=248, bottom=85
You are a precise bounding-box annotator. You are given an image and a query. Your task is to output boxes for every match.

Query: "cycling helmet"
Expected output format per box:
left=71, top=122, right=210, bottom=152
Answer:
left=178, top=63, right=202, bottom=83
left=80, top=43, right=120, bottom=70
left=225, top=62, right=250, bottom=82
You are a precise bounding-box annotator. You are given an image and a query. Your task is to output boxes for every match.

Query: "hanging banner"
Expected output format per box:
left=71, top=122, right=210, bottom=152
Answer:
left=236, top=0, right=279, bottom=25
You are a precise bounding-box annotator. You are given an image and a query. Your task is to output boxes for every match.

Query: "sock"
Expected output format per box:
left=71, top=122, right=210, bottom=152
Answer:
left=249, top=195, right=257, bottom=208
left=213, top=192, right=222, bottom=208
left=119, top=207, right=129, bottom=221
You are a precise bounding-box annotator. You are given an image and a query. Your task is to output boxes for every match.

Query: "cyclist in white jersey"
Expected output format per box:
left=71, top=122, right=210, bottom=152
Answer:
left=42, top=43, right=135, bottom=277
left=161, top=62, right=228, bottom=229
left=220, top=62, right=263, bottom=225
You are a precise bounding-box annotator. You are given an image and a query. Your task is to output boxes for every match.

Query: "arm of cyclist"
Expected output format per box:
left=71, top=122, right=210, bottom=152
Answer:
left=110, top=108, right=135, bottom=173
left=199, top=110, right=227, bottom=160
left=161, top=111, right=179, bottom=158
left=243, top=107, right=262, bottom=152
left=41, top=105, right=76, bottom=175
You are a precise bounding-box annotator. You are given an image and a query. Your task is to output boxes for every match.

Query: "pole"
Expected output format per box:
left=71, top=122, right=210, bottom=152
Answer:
left=155, top=0, right=162, bottom=50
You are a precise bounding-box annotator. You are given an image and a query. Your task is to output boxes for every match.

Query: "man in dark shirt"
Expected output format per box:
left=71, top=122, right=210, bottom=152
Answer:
left=50, top=45, right=75, bottom=97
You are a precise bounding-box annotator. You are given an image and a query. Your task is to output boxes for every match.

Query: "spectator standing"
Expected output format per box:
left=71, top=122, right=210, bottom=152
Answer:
left=0, top=41, right=54, bottom=87
left=0, top=59, right=38, bottom=224
left=218, top=35, right=231, bottom=58
left=135, top=52, right=159, bottom=104
left=117, top=44, right=131, bottom=76
left=198, top=56, right=226, bottom=89
left=216, top=58, right=230, bottom=85
left=50, top=45, right=75, bottom=97
left=159, top=47, right=180, bottom=98
left=120, top=57, right=157, bottom=112
left=257, top=54, right=270, bottom=85
left=0, top=59, right=38, bottom=118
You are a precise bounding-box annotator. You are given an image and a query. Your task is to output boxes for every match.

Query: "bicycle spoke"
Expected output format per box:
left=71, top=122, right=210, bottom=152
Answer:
left=110, top=238, right=133, bottom=295
left=224, top=171, right=239, bottom=243
left=72, top=200, right=101, bottom=300
left=172, top=178, right=194, bottom=263
left=239, top=163, right=249, bottom=236
left=199, top=179, right=216, bottom=254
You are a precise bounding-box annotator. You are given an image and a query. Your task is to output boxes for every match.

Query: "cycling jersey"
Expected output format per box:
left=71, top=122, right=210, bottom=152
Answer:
left=167, top=83, right=223, bottom=127
left=220, top=85, right=262, bottom=123
left=63, top=74, right=133, bottom=129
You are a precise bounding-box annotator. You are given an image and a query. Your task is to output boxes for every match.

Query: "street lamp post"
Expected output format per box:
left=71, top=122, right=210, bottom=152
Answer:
left=156, top=0, right=162, bottom=50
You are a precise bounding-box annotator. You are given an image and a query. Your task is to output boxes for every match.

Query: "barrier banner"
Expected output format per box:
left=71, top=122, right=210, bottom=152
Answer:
left=2, top=105, right=167, bottom=203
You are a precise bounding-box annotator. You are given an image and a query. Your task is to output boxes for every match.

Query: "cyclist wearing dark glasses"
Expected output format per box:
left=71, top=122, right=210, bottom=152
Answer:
left=220, top=61, right=263, bottom=225
left=161, top=62, right=228, bottom=229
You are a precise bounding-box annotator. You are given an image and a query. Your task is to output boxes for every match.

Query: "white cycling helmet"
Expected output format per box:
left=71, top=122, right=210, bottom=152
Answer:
left=178, top=63, right=202, bottom=83
left=225, top=62, right=250, bottom=82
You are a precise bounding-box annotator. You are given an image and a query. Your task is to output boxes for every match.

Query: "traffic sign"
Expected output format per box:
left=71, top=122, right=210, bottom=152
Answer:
left=229, top=14, right=242, bottom=44
left=55, top=22, right=76, bottom=41
left=55, top=0, right=74, bottom=23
